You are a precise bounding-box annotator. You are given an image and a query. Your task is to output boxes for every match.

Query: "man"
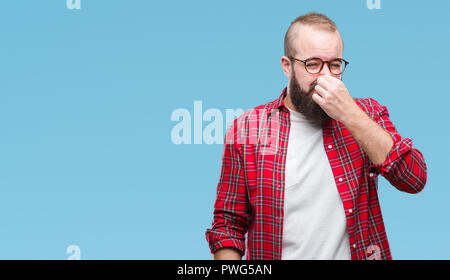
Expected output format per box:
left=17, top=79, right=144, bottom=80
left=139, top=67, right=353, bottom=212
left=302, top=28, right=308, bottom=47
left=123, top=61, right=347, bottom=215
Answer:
left=205, top=12, right=427, bottom=260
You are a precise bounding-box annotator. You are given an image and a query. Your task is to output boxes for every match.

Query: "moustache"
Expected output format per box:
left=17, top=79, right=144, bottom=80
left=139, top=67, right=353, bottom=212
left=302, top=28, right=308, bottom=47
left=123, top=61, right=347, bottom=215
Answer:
left=308, top=81, right=318, bottom=95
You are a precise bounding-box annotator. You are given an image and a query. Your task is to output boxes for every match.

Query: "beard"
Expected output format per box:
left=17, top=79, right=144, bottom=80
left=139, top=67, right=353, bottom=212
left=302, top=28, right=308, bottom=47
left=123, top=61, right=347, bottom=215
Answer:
left=288, top=68, right=331, bottom=126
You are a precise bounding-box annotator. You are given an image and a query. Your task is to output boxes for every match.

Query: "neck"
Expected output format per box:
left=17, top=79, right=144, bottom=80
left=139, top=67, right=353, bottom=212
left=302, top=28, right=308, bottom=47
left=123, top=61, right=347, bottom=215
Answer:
left=284, top=90, right=297, bottom=112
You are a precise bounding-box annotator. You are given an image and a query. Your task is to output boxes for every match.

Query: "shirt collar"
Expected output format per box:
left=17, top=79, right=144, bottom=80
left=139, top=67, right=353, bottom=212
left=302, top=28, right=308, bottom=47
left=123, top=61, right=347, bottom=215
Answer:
left=267, top=87, right=288, bottom=113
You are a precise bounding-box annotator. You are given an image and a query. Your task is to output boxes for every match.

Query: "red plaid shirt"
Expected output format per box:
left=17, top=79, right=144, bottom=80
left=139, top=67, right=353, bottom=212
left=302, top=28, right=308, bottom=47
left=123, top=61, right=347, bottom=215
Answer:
left=205, top=87, right=427, bottom=260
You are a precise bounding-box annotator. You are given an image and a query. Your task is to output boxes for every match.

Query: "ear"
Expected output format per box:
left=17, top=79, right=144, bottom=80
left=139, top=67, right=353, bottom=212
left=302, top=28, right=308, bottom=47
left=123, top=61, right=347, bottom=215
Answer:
left=281, top=56, right=292, bottom=79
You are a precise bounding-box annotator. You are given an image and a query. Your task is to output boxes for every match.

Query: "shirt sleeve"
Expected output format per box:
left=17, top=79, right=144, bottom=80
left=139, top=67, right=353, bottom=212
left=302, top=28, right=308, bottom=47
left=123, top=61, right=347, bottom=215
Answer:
left=368, top=98, right=428, bottom=193
left=205, top=120, right=251, bottom=256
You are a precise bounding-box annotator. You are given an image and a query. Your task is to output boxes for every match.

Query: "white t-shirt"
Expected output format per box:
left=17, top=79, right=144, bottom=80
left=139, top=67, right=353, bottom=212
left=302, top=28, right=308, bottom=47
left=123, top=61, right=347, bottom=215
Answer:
left=281, top=107, right=351, bottom=260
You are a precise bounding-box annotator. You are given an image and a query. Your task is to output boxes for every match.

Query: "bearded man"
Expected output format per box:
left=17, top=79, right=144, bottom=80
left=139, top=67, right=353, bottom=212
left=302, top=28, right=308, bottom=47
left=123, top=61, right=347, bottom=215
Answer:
left=205, top=12, right=427, bottom=260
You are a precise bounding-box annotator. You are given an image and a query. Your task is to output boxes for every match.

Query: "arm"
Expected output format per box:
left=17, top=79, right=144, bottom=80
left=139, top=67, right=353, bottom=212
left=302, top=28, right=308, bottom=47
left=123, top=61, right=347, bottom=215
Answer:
left=312, top=76, right=427, bottom=193
left=343, top=99, right=428, bottom=193
left=205, top=120, right=251, bottom=259
left=342, top=108, right=394, bottom=166
left=213, top=248, right=242, bottom=260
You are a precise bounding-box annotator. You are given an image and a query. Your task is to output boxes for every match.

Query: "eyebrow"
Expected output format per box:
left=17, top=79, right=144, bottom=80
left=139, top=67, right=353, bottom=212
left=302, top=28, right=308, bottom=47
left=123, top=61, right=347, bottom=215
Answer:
left=306, top=57, right=342, bottom=61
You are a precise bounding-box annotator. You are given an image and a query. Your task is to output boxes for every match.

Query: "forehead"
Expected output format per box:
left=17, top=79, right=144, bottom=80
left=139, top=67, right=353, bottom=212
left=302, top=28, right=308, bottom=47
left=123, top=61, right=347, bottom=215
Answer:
left=291, top=25, right=343, bottom=60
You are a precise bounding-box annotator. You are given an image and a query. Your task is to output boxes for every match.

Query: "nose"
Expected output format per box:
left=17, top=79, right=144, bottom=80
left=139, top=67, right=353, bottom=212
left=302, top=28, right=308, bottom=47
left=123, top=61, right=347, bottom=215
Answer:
left=318, top=62, right=331, bottom=76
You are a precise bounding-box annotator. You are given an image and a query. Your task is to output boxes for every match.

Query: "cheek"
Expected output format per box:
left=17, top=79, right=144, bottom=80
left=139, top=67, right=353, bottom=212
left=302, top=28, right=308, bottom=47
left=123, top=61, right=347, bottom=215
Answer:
left=295, top=70, right=310, bottom=82
left=298, top=75, right=317, bottom=90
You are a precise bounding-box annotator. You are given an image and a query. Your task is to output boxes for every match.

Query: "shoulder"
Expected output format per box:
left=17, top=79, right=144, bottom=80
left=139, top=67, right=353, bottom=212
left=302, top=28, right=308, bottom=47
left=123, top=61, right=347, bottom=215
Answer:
left=233, top=98, right=280, bottom=126
left=225, top=97, right=280, bottom=143
left=354, top=97, right=390, bottom=119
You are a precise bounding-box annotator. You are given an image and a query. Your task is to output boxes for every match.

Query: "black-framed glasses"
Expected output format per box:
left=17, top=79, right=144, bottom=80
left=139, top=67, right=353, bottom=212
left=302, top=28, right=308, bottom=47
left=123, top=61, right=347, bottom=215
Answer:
left=288, top=56, right=349, bottom=75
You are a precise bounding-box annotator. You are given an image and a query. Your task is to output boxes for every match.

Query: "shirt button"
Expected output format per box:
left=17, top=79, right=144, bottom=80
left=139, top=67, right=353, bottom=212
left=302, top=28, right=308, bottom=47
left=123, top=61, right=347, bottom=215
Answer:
left=338, top=178, right=343, bottom=182
left=369, top=172, right=375, bottom=177
left=353, top=244, right=356, bottom=249
left=328, top=145, right=332, bottom=149
left=348, top=209, right=353, bottom=214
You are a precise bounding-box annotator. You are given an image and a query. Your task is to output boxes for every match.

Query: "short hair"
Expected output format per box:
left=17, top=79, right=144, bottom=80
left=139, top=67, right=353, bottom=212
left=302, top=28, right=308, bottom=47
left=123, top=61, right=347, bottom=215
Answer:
left=284, top=12, right=339, bottom=58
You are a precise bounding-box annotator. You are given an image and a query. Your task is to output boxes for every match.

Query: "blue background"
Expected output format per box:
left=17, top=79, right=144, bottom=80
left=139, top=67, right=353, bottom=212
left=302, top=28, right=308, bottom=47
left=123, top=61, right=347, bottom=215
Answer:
left=0, top=0, right=448, bottom=259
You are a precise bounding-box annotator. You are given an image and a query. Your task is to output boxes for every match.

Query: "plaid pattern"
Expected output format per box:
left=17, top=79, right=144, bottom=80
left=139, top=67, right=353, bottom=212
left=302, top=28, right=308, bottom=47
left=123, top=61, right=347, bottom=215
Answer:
left=205, top=87, right=427, bottom=260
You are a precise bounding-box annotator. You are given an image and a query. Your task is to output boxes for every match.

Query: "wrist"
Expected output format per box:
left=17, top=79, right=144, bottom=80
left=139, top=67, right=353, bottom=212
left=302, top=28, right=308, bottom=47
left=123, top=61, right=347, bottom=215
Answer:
left=342, top=107, right=367, bottom=128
